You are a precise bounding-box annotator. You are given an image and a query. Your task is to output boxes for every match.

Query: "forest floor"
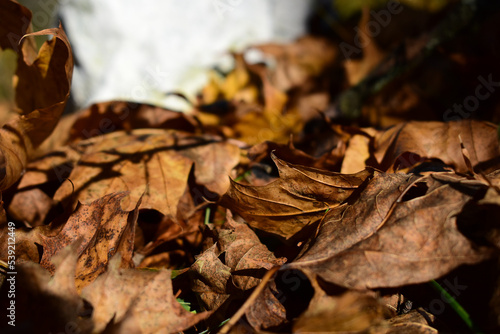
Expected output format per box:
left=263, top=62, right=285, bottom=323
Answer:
left=1, top=0, right=500, bottom=333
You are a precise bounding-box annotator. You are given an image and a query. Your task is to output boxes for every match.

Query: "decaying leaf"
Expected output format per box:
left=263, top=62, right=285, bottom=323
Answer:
left=6, top=145, right=79, bottom=226
left=191, top=244, right=232, bottom=311
left=0, top=222, right=42, bottom=264
left=245, top=280, right=287, bottom=330
left=2, top=1, right=500, bottom=332
left=68, top=100, right=201, bottom=143
left=381, top=309, right=438, bottom=334
left=218, top=211, right=286, bottom=290
left=39, top=192, right=138, bottom=290
left=344, top=7, right=387, bottom=86
left=294, top=290, right=393, bottom=333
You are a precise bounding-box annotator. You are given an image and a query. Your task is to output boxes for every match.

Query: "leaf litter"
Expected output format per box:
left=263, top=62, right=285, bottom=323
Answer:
left=2, top=1, right=500, bottom=333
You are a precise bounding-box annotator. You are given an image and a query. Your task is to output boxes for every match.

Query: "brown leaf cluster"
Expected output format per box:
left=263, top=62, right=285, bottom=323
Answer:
left=2, top=1, right=500, bottom=333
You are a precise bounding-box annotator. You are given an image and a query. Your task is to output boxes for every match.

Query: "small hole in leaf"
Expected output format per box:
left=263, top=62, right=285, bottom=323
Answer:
left=400, top=182, right=429, bottom=202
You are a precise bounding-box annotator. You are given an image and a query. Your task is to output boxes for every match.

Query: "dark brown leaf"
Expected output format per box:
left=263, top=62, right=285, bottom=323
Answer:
left=374, top=120, right=500, bottom=173
left=190, top=211, right=285, bottom=311
left=0, top=2, right=73, bottom=190
left=0, top=242, right=93, bottom=333
left=288, top=173, right=493, bottom=289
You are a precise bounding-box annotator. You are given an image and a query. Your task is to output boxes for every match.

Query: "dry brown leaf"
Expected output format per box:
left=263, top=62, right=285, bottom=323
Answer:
left=13, top=129, right=239, bottom=261
left=362, top=81, right=437, bottom=128
left=0, top=1, right=35, bottom=58
left=68, top=100, right=200, bottom=143
left=82, top=254, right=208, bottom=333
left=255, top=36, right=337, bottom=92
left=248, top=140, right=342, bottom=171
left=196, top=52, right=305, bottom=145
left=218, top=211, right=286, bottom=290
left=341, top=132, right=373, bottom=173
left=288, top=173, right=493, bottom=289
left=294, top=171, right=412, bottom=262
left=292, top=269, right=392, bottom=333
left=190, top=210, right=285, bottom=316
left=39, top=192, right=138, bottom=290
left=0, top=242, right=93, bottom=333
left=0, top=224, right=42, bottom=265
left=200, top=53, right=259, bottom=106
left=380, top=309, right=438, bottom=334
left=0, top=1, right=73, bottom=191
left=6, top=145, right=79, bottom=226
left=221, top=153, right=373, bottom=239
left=53, top=129, right=241, bottom=215
left=245, top=280, right=287, bottom=330
left=374, top=120, right=500, bottom=173
left=294, top=290, right=393, bottom=333
left=191, top=244, right=233, bottom=311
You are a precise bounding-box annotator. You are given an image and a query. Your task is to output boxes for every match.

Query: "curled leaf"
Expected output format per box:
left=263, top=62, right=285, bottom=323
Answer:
left=0, top=2, right=73, bottom=190
left=221, top=153, right=373, bottom=239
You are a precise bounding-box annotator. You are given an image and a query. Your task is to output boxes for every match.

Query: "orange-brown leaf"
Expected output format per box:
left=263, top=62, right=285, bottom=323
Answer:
left=221, top=153, right=373, bottom=239
left=39, top=192, right=138, bottom=290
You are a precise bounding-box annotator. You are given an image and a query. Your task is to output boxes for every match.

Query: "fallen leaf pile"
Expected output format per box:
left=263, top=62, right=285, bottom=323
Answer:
left=2, top=0, right=500, bottom=333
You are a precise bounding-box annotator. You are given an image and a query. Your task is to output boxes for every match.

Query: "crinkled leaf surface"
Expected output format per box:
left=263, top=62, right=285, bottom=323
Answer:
left=190, top=244, right=232, bottom=311
left=294, top=290, right=392, bottom=333
left=288, top=173, right=493, bottom=289
left=221, top=153, right=373, bottom=239
left=6, top=145, right=79, bottom=226
left=218, top=211, right=286, bottom=290
left=245, top=280, right=287, bottom=331
left=190, top=211, right=285, bottom=312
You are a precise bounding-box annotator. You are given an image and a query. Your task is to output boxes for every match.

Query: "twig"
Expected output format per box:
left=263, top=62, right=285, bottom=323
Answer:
left=219, top=266, right=280, bottom=334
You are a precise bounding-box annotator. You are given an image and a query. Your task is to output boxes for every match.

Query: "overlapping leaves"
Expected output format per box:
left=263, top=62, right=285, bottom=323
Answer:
left=1, top=0, right=500, bottom=333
